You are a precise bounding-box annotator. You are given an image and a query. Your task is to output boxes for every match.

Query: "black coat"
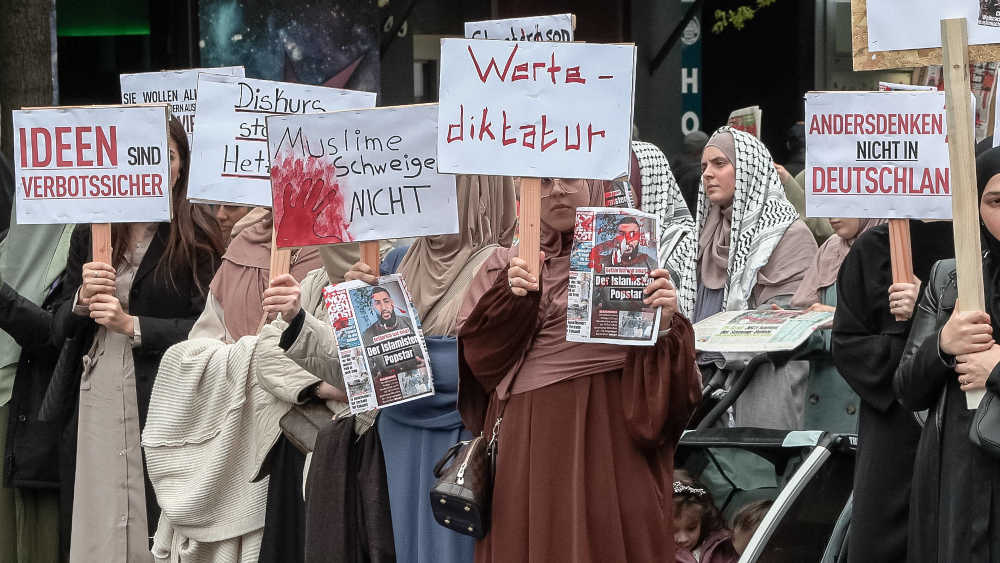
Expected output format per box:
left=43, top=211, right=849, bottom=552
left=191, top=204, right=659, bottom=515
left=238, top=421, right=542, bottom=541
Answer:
left=831, top=220, right=954, bottom=563
left=1, top=275, right=68, bottom=489
left=0, top=272, right=74, bottom=561
left=48, top=223, right=219, bottom=536
left=895, top=258, right=1000, bottom=563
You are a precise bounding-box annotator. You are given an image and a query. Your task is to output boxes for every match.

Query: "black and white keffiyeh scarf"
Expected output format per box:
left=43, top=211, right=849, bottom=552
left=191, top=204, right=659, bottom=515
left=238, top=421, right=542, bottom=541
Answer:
left=695, top=127, right=799, bottom=311
left=632, top=140, right=698, bottom=318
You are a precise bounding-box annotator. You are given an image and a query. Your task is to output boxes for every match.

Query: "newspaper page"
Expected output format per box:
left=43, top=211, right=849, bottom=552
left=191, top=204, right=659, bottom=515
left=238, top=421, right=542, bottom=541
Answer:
left=727, top=105, right=762, bottom=139
left=567, top=207, right=661, bottom=346
left=693, top=309, right=833, bottom=354
left=603, top=178, right=636, bottom=208
left=323, top=274, right=434, bottom=414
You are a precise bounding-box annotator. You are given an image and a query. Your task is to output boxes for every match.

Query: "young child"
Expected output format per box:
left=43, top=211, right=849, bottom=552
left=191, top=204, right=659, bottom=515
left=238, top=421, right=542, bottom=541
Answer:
left=731, top=500, right=773, bottom=555
left=673, top=480, right=739, bottom=563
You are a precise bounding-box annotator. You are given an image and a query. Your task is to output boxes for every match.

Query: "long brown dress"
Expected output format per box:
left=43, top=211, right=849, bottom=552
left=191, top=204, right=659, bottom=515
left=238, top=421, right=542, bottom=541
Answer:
left=458, top=244, right=701, bottom=563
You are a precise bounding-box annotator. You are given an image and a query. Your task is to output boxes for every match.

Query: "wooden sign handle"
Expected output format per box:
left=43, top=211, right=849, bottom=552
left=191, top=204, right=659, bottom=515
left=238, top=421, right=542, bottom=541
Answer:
left=518, top=177, right=542, bottom=277
left=888, top=219, right=915, bottom=322
left=269, top=226, right=292, bottom=280
left=360, top=240, right=381, bottom=274
left=942, top=18, right=987, bottom=408
left=91, top=223, right=112, bottom=265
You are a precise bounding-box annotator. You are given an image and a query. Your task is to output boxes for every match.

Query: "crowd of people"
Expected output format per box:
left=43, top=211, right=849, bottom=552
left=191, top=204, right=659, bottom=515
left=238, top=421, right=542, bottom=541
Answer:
left=0, top=112, right=998, bottom=563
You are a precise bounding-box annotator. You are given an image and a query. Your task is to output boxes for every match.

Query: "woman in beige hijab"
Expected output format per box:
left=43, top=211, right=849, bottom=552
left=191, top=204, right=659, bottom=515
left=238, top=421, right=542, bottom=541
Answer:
left=695, top=127, right=818, bottom=429
left=267, top=174, right=518, bottom=563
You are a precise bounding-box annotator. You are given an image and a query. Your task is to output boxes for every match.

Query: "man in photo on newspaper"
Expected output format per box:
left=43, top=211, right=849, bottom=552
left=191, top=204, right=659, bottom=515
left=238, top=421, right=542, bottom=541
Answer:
left=361, top=285, right=426, bottom=380
left=590, top=214, right=658, bottom=340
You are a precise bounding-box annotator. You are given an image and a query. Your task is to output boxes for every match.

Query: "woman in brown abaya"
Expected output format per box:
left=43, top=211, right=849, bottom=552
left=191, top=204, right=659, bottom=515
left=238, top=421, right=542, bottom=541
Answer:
left=457, top=177, right=702, bottom=563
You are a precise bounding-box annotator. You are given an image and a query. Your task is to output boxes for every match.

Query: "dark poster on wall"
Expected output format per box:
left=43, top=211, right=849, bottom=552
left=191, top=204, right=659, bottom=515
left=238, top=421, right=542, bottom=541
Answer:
left=199, top=0, right=379, bottom=92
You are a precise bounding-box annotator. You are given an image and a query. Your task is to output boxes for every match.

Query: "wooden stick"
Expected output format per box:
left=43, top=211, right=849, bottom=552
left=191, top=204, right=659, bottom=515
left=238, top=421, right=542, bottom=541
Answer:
left=269, top=226, right=291, bottom=280
left=942, top=18, right=987, bottom=409
left=91, top=223, right=112, bottom=265
left=360, top=240, right=381, bottom=274
left=888, top=219, right=915, bottom=321
left=518, top=177, right=542, bottom=277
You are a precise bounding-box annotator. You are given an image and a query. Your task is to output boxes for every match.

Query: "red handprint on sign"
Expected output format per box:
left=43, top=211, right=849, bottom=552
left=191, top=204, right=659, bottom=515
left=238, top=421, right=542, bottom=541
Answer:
left=272, top=151, right=354, bottom=247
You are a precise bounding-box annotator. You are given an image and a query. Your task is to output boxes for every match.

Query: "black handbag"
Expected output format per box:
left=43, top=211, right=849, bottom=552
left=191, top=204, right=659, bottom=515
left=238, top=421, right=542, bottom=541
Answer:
left=970, top=390, right=1000, bottom=457
left=429, top=414, right=501, bottom=539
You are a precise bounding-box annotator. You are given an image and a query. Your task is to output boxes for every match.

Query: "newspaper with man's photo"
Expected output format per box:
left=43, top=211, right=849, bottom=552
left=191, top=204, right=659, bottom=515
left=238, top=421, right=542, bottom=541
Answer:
left=323, top=274, right=434, bottom=414
left=567, top=207, right=661, bottom=346
left=693, top=309, right=833, bottom=354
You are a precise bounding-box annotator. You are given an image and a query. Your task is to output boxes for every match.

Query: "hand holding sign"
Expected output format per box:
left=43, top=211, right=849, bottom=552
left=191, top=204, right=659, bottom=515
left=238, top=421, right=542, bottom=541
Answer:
left=262, top=273, right=302, bottom=320
left=507, top=252, right=544, bottom=297
left=80, top=262, right=116, bottom=304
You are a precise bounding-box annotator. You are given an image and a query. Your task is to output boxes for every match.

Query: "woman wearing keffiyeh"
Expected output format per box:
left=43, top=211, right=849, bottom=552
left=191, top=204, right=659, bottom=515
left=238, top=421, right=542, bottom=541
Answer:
left=695, top=127, right=818, bottom=429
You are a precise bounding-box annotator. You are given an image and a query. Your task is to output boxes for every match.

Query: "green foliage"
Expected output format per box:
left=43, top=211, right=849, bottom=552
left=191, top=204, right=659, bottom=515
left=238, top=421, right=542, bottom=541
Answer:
left=712, top=0, right=779, bottom=34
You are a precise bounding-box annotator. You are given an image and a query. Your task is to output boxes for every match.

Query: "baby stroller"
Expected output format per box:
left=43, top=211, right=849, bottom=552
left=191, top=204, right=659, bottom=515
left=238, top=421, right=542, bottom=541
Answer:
left=676, top=428, right=855, bottom=562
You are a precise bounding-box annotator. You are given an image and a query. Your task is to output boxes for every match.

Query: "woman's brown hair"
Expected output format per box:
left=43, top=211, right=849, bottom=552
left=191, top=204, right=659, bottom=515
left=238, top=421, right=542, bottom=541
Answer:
left=110, top=117, right=224, bottom=294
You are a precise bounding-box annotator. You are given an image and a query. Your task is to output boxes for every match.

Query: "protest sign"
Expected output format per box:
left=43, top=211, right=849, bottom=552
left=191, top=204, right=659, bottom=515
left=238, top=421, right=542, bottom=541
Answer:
left=804, top=91, right=952, bottom=220
left=464, top=13, right=575, bottom=42
left=13, top=105, right=171, bottom=225
left=187, top=74, right=376, bottom=207
left=878, top=82, right=936, bottom=91
left=120, top=66, right=244, bottom=142
left=867, top=0, right=1000, bottom=52
left=852, top=0, right=1000, bottom=70
left=436, top=38, right=637, bottom=181
left=693, top=309, right=833, bottom=354
left=266, top=104, right=459, bottom=248
left=568, top=207, right=660, bottom=346
left=323, top=275, right=433, bottom=414
left=727, top=106, right=762, bottom=139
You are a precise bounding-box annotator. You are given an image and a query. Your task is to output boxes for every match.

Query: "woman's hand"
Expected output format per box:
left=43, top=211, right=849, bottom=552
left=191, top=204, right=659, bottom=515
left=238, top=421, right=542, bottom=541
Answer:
left=508, top=252, right=543, bottom=297
left=80, top=262, right=116, bottom=305
left=644, top=269, right=678, bottom=328
left=88, top=293, right=134, bottom=335
left=344, top=261, right=379, bottom=285
left=940, top=307, right=994, bottom=356
left=262, top=274, right=302, bottom=320
left=888, top=278, right=921, bottom=321
left=315, top=381, right=348, bottom=402
left=956, top=344, right=1000, bottom=391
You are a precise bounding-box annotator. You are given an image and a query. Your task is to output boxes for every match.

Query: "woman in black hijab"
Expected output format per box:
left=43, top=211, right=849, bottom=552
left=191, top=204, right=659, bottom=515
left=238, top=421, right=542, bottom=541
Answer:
left=893, top=147, right=1000, bottom=563
left=831, top=215, right=954, bottom=560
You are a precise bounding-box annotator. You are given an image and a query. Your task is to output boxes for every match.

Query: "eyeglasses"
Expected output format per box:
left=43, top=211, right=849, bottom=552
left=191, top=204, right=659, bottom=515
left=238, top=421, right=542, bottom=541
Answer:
left=540, top=178, right=584, bottom=199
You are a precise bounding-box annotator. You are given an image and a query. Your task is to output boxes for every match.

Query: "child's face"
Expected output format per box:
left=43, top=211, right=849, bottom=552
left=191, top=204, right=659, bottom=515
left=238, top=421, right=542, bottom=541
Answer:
left=673, top=503, right=703, bottom=552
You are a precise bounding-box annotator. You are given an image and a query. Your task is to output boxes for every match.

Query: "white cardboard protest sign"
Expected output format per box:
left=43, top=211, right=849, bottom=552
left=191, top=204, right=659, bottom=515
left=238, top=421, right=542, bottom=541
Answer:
left=805, top=91, right=952, bottom=219
left=266, top=104, right=458, bottom=249
left=13, top=105, right=171, bottom=224
left=464, top=14, right=574, bottom=42
left=867, top=0, right=1000, bottom=52
left=188, top=74, right=376, bottom=207
left=436, top=39, right=636, bottom=180
left=120, top=66, right=244, bottom=143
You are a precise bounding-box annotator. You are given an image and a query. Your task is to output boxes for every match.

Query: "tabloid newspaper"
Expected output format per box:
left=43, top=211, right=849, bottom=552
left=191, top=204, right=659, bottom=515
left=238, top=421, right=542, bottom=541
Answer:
left=567, top=207, right=661, bottom=346
left=323, top=274, right=434, bottom=414
left=693, top=309, right=833, bottom=354
left=603, top=178, right=636, bottom=208
left=727, top=105, right=762, bottom=139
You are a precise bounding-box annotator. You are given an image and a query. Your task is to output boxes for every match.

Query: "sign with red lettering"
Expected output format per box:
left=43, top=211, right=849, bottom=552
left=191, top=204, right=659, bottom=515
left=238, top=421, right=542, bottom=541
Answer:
left=120, top=66, right=245, bottom=143
left=437, top=39, right=637, bottom=180
left=187, top=74, right=376, bottom=207
left=266, top=104, right=458, bottom=248
left=13, top=105, right=171, bottom=224
left=805, top=91, right=952, bottom=219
